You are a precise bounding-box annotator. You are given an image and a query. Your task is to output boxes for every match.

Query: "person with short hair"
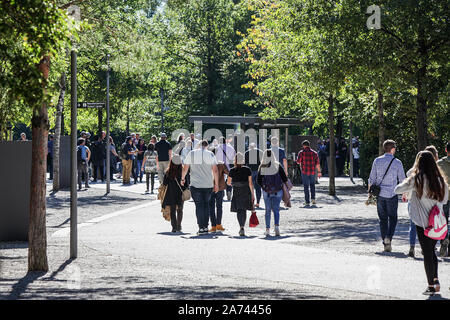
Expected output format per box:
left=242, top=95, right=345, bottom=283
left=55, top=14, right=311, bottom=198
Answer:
left=121, top=136, right=136, bottom=185
left=270, top=136, right=288, bottom=176
left=208, top=147, right=229, bottom=232
left=297, top=140, right=321, bottom=206
left=369, top=139, right=406, bottom=252
left=181, top=140, right=219, bottom=235
left=77, top=138, right=91, bottom=190
left=395, top=151, right=449, bottom=296
left=91, top=135, right=106, bottom=183
left=19, top=132, right=27, bottom=141
left=155, top=133, right=173, bottom=184
left=136, top=138, right=147, bottom=183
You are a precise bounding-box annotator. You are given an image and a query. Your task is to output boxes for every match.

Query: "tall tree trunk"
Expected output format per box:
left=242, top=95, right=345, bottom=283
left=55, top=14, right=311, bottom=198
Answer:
left=416, top=27, right=428, bottom=151
left=377, top=90, right=384, bottom=155
left=28, top=56, right=50, bottom=272
left=328, top=94, right=336, bottom=196
left=53, top=72, right=66, bottom=192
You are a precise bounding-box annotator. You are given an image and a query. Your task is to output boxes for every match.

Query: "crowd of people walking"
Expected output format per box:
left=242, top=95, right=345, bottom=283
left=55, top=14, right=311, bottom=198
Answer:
left=58, top=129, right=450, bottom=296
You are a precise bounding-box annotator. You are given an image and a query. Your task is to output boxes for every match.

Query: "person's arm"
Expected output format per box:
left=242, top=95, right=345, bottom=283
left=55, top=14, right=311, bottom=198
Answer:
left=283, top=158, right=288, bottom=175
left=141, top=156, right=147, bottom=171
left=315, top=153, right=321, bottom=177
left=279, top=166, right=288, bottom=183
left=181, top=164, right=190, bottom=186
left=86, top=147, right=91, bottom=162
left=227, top=175, right=232, bottom=186
left=212, top=164, right=219, bottom=193
left=257, top=170, right=263, bottom=186
left=368, top=159, right=377, bottom=190
left=394, top=177, right=413, bottom=194
left=248, top=174, right=255, bottom=203
left=168, top=148, right=173, bottom=161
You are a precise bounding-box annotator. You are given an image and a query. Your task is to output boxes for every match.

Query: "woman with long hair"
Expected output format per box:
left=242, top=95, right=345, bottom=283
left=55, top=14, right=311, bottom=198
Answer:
left=162, top=154, right=186, bottom=233
left=227, top=152, right=255, bottom=236
left=395, top=150, right=449, bottom=295
left=142, top=142, right=158, bottom=194
left=257, top=149, right=288, bottom=237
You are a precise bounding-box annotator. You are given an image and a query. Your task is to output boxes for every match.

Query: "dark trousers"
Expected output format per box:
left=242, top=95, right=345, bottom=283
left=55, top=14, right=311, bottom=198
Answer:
left=191, top=186, right=213, bottom=229
left=353, top=158, right=360, bottom=177
left=320, top=155, right=327, bottom=175
left=170, top=204, right=183, bottom=231
left=416, top=226, right=438, bottom=285
left=77, top=162, right=89, bottom=188
left=47, top=154, right=53, bottom=180
left=251, top=170, right=262, bottom=204
left=146, top=172, right=156, bottom=192
left=237, top=209, right=247, bottom=228
left=301, top=173, right=316, bottom=204
left=209, top=190, right=224, bottom=227
left=376, top=195, right=398, bottom=242
left=93, top=164, right=104, bottom=181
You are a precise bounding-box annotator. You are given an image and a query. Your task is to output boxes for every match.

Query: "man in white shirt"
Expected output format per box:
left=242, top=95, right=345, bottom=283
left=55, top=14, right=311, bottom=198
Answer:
left=181, top=140, right=219, bottom=235
left=215, top=136, right=236, bottom=200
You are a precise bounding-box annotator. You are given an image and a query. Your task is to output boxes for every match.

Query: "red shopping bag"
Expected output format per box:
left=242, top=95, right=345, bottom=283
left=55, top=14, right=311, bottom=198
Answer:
left=249, top=211, right=259, bottom=228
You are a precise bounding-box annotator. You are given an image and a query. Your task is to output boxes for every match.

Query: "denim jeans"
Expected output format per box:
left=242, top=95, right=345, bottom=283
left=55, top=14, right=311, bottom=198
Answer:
left=191, top=186, right=213, bottom=229
left=408, top=203, right=417, bottom=246
left=263, top=190, right=282, bottom=229
left=301, top=173, right=315, bottom=204
left=209, top=190, right=224, bottom=227
left=251, top=170, right=262, bottom=204
left=136, top=159, right=144, bottom=180
left=377, top=195, right=399, bottom=242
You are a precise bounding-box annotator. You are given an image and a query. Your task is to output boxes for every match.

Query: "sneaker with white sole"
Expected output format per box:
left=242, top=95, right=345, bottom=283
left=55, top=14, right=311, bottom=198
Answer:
left=264, top=229, right=270, bottom=237
left=239, top=228, right=245, bottom=237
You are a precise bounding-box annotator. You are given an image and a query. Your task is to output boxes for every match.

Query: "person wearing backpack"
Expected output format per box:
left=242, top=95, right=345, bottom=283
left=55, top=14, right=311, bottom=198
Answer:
left=77, top=138, right=91, bottom=190
left=368, top=140, right=406, bottom=252
left=258, top=149, right=288, bottom=237
left=227, top=152, right=255, bottom=237
left=395, top=150, right=449, bottom=295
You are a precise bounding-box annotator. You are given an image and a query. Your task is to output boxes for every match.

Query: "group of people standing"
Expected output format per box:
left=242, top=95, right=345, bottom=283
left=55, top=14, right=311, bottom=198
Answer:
left=369, top=139, right=450, bottom=295
left=318, top=136, right=360, bottom=178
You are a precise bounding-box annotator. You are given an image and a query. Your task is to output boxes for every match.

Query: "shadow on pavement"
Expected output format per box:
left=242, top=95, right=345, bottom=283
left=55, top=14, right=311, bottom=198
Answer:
left=261, top=235, right=291, bottom=241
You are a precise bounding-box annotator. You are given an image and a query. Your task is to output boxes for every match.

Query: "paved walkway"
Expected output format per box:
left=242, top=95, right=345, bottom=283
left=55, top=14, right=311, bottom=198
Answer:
left=1, top=177, right=449, bottom=299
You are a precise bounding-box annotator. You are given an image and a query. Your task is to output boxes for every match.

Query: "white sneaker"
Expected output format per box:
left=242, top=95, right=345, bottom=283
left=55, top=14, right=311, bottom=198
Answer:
left=239, top=228, right=245, bottom=237
left=275, top=226, right=280, bottom=236
left=264, top=229, right=270, bottom=237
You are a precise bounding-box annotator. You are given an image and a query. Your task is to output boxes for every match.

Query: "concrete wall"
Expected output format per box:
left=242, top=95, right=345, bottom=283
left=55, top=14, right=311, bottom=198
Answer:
left=0, top=141, right=31, bottom=241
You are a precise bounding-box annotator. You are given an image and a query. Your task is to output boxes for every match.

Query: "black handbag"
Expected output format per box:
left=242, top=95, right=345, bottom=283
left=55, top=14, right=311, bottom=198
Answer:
left=369, top=157, right=395, bottom=196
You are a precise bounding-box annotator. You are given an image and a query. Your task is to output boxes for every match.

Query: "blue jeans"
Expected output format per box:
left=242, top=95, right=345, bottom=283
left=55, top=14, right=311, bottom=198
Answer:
left=209, top=190, right=224, bottom=227
left=136, top=160, right=144, bottom=180
left=191, top=186, right=213, bottom=229
left=377, top=195, right=399, bottom=242
left=408, top=203, right=417, bottom=246
left=263, top=190, right=282, bottom=229
left=252, top=170, right=262, bottom=204
left=301, top=173, right=315, bottom=204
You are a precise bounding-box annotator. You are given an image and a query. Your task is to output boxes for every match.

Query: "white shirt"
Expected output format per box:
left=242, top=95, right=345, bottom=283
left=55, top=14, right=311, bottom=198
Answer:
left=184, top=148, right=218, bottom=188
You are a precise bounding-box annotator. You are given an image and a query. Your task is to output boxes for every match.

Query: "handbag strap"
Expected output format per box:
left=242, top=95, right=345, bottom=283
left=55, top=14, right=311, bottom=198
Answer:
left=175, top=178, right=184, bottom=192
left=379, top=157, right=395, bottom=185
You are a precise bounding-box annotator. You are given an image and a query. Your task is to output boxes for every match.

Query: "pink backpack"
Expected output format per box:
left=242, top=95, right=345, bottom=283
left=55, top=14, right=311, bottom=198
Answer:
left=424, top=205, right=448, bottom=240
